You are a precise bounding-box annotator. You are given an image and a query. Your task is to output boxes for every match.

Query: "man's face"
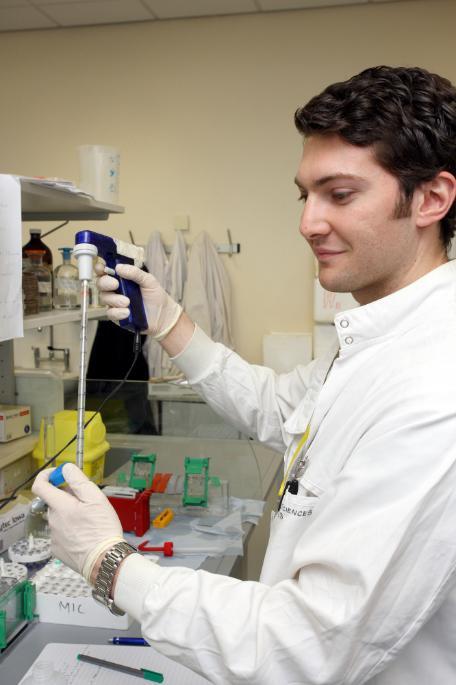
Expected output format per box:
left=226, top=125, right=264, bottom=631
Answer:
left=295, top=133, right=423, bottom=305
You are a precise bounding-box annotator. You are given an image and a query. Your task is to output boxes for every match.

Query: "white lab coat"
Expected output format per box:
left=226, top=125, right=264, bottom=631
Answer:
left=183, top=231, right=233, bottom=348
left=115, top=260, right=456, bottom=684
left=143, top=231, right=168, bottom=378
left=162, top=230, right=188, bottom=377
left=165, top=229, right=187, bottom=304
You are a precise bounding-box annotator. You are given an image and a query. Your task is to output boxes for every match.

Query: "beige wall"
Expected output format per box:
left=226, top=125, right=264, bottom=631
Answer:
left=3, top=0, right=455, bottom=363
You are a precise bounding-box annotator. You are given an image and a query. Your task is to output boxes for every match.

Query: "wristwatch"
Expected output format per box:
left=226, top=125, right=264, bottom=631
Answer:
left=92, top=541, right=137, bottom=615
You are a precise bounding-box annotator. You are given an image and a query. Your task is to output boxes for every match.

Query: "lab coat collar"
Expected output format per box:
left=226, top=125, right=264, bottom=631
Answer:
left=285, top=260, right=456, bottom=435
left=334, top=260, right=456, bottom=353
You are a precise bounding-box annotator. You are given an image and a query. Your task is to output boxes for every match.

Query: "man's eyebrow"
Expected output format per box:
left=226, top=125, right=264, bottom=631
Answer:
left=294, top=173, right=366, bottom=190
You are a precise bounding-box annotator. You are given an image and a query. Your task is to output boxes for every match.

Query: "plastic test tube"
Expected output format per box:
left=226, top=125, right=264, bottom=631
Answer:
left=30, top=463, right=68, bottom=514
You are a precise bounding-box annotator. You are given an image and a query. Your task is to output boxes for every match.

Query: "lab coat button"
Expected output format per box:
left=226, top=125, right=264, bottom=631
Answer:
left=344, top=336, right=354, bottom=345
left=340, top=319, right=349, bottom=328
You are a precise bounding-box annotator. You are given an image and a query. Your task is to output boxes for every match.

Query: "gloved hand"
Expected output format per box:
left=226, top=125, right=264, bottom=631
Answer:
left=95, top=261, right=182, bottom=340
left=32, top=463, right=125, bottom=583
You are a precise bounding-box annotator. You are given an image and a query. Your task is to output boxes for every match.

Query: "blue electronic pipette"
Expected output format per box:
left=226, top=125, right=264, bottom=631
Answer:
left=74, top=230, right=147, bottom=332
left=72, top=230, right=146, bottom=471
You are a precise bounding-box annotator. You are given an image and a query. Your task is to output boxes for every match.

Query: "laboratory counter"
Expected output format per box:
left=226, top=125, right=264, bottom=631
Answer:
left=1, top=436, right=282, bottom=683
left=0, top=537, right=249, bottom=684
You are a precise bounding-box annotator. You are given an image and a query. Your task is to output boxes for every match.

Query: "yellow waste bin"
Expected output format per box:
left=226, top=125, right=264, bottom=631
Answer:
left=32, top=410, right=109, bottom=483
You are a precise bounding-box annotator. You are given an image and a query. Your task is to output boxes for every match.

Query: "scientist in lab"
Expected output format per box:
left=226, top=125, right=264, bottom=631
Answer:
left=34, top=65, right=456, bottom=685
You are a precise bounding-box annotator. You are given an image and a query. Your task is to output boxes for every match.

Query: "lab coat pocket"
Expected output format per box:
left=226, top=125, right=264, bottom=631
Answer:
left=261, top=491, right=322, bottom=584
left=277, top=490, right=318, bottom=521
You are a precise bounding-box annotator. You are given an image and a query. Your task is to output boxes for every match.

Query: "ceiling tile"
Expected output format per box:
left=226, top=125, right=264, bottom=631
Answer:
left=0, top=0, right=412, bottom=33
left=258, top=0, right=367, bottom=9
left=0, top=0, right=30, bottom=8
left=143, top=0, right=257, bottom=20
left=0, top=6, right=56, bottom=29
left=33, top=0, right=109, bottom=5
left=0, top=0, right=31, bottom=7
left=38, top=0, right=154, bottom=26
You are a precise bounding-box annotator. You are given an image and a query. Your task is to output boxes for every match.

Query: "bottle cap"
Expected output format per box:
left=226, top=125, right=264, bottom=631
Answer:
left=30, top=228, right=42, bottom=235
left=59, top=247, right=72, bottom=258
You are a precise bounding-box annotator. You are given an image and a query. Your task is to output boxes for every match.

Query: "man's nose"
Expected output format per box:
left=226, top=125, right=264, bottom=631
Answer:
left=299, top=199, right=331, bottom=240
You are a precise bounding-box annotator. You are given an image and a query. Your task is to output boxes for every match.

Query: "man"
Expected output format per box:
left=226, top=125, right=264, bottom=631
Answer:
left=34, top=66, right=456, bottom=684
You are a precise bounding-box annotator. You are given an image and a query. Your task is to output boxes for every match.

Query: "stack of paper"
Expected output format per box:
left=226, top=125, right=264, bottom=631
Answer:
left=18, top=175, right=92, bottom=197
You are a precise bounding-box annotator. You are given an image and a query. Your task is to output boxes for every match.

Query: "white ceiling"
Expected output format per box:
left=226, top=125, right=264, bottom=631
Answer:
left=0, top=0, right=414, bottom=32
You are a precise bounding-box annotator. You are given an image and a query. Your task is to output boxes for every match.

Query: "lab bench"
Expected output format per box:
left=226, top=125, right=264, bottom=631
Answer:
left=0, top=435, right=282, bottom=683
left=0, top=542, right=247, bottom=684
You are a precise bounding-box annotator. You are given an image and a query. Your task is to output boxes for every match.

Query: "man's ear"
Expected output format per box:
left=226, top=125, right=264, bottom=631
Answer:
left=416, top=171, right=456, bottom=228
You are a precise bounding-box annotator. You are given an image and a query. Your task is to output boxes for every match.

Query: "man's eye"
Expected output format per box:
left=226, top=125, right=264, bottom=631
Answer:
left=332, top=190, right=352, bottom=202
left=297, top=192, right=307, bottom=203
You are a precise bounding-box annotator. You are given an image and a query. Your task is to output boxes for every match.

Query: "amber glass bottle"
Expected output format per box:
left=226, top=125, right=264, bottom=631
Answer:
left=22, top=228, right=53, bottom=269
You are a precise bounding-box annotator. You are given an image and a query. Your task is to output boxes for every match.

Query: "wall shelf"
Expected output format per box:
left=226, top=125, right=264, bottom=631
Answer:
left=1, top=176, right=119, bottom=406
left=20, top=179, right=124, bottom=221
left=23, top=306, right=107, bottom=330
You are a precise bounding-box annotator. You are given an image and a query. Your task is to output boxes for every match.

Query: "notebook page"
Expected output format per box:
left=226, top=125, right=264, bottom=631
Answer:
left=18, top=642, right=211, bottom=684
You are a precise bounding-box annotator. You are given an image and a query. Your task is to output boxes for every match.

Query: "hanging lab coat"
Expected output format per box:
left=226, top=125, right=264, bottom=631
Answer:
left=161, top=230, right=188, bottom=377
left=165, top=229, right=187, bottom=304
left=183, top=231, right=233, bottom=348
left=143, top=231, right=168, bottom=378
left=115, top=261, right=456, bottom=684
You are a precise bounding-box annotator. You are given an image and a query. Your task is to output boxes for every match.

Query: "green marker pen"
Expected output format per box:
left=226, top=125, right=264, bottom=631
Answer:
left=77, top=653, right=164, bottom=682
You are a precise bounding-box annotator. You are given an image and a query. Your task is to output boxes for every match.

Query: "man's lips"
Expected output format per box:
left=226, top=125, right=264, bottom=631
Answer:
left=313, top=248, right=345, bottom=259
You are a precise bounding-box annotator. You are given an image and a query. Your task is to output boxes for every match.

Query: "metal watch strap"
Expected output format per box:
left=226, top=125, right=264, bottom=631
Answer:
left=92, top=541, right=137, bottom=615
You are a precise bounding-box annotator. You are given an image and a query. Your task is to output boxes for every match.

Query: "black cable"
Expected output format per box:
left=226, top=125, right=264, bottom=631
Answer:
left=41, top=220, right=70, bottom=239
left=0, top=330, right=142, bottom=511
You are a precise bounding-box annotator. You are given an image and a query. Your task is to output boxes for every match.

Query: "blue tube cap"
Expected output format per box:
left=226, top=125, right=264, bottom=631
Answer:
left=49, top=463, right=69, bottom=487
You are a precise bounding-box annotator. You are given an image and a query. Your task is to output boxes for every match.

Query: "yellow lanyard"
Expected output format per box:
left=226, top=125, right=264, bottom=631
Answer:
left=277, top=423, right=311, bottom=496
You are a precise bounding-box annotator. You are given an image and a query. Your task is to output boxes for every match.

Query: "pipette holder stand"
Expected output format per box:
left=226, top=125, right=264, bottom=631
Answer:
left=128, top=453, right=156, bottom=490
left=183, top=457, right=210, bottom=507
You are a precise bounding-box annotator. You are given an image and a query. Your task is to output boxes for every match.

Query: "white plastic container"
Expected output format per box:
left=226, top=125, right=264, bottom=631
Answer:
left=78, top=144, right=120, bottom=203
left=34, top=559, right=132, bottom=629
left=0, top=404, right=31, bottom=442
left=262, top=333, right=312, bottom=373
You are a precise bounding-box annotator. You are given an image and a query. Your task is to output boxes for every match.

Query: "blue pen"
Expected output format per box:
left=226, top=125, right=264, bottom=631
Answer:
left=108, top=637, right=149, bottom=646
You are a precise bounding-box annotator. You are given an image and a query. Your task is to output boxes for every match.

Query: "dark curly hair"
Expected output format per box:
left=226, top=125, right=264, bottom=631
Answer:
left=295, top=66, right=456, bottom=249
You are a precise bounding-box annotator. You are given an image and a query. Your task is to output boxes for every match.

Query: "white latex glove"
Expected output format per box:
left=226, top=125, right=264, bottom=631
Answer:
left=32, top=463, right=125, bottom=583
left=95, top=261, right=182, bottom=340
